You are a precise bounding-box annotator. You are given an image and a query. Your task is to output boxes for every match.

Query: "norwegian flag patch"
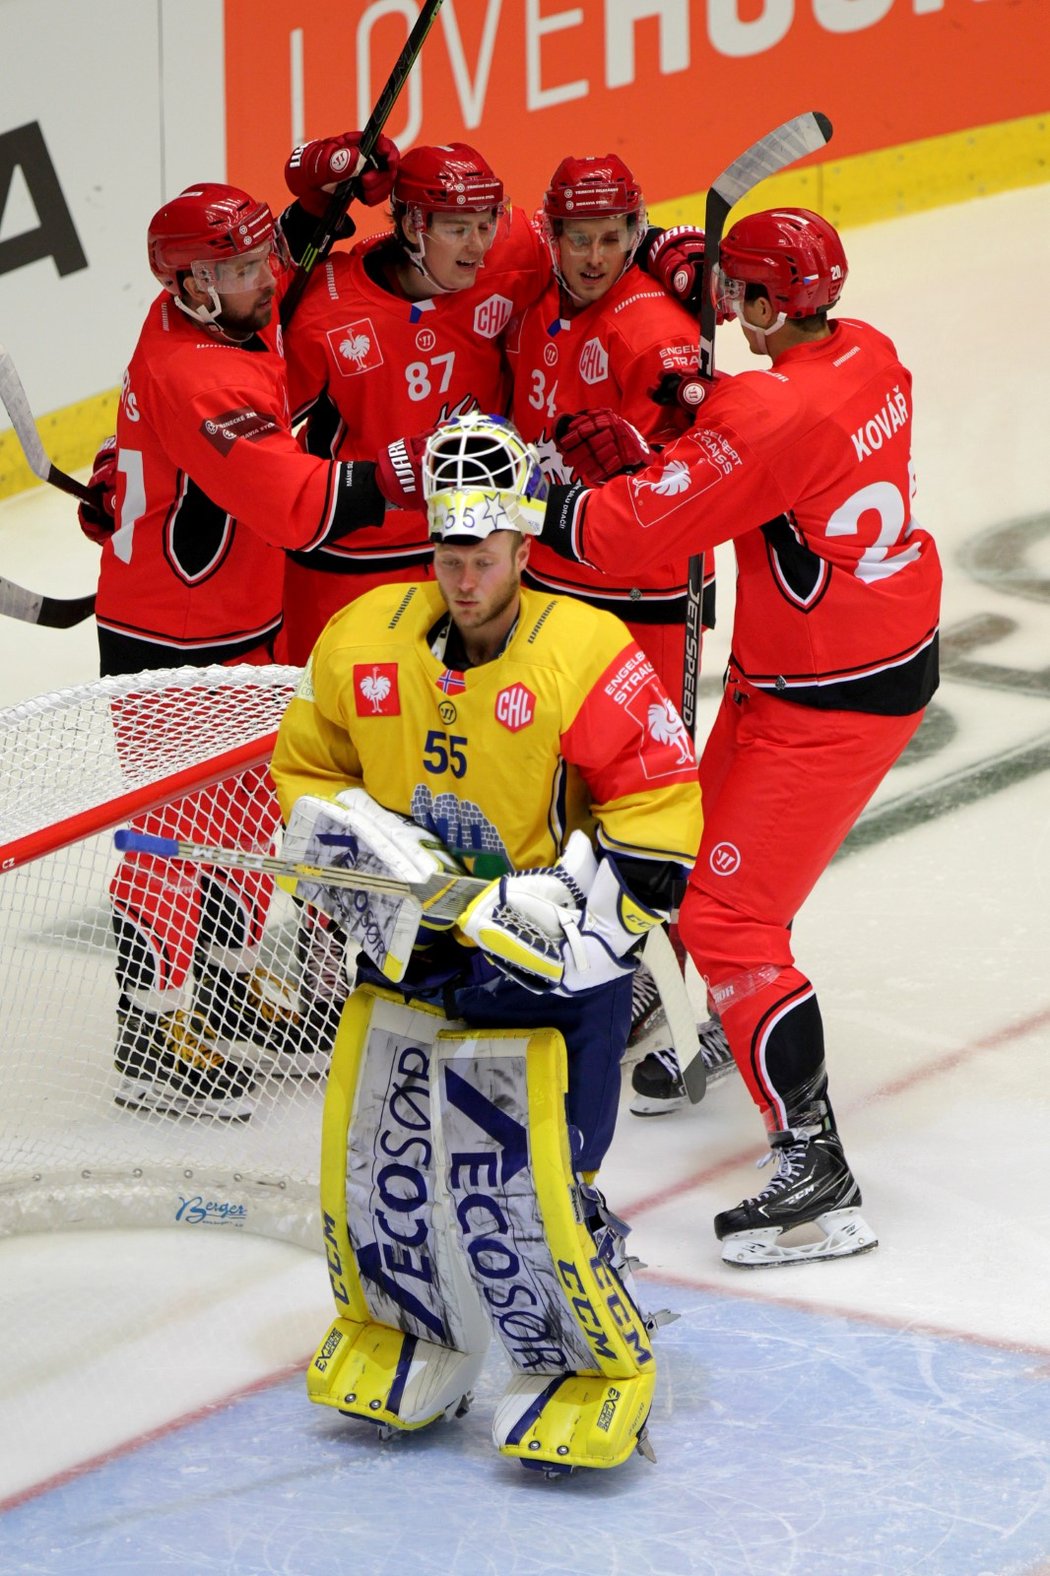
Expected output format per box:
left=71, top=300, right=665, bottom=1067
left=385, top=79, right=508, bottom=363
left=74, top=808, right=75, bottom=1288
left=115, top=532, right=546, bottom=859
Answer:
left=436, top=668, right=466, bottom=695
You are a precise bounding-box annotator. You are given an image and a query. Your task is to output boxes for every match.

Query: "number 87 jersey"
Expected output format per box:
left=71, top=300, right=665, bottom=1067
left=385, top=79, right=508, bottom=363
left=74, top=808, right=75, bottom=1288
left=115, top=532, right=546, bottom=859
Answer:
left=555, top=317, right=942, bottom=717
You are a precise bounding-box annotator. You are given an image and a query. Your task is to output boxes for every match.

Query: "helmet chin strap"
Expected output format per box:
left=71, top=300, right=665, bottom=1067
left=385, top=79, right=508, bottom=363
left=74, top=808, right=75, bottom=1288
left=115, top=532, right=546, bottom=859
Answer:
left=173, top=289, right=252, bottom=344
left=401, top=211, right=487, bottom=296
left=174, top=287, right=223, bottom=327
left=734, top=301, right=786, bottom=356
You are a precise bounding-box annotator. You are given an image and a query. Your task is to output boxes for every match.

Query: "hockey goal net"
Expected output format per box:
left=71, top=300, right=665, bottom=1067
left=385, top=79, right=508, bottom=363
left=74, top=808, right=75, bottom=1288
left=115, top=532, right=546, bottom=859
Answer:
left=0, top=665, right=328, bottom=1251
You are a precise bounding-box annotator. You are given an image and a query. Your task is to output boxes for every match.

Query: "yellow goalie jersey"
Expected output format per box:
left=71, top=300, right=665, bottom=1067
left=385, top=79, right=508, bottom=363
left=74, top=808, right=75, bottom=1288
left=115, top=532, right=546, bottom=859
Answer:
left=272, top=581, right=701, bottom=876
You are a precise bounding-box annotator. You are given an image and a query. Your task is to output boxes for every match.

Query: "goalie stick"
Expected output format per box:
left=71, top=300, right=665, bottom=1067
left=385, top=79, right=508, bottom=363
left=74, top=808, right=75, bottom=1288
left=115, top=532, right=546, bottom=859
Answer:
left=0, top=342, right=98, bottom=507
left=679, top=109, right=834, bottom=1105
left=114, top=826, right=490, bottom=924
left=280, top=0, right=445, bottom=327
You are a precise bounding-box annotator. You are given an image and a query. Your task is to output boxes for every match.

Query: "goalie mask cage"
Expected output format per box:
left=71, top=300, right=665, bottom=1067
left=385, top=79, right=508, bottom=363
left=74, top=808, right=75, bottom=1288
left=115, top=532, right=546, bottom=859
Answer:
left=0, top=666, right=328, bottom=1252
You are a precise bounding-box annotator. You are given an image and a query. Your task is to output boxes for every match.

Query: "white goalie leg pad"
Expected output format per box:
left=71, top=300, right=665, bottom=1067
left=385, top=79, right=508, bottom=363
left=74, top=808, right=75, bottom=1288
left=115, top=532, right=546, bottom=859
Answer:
left=282, top=791, right=464, bottom=983
left=434, top=1025, right=656, bottom=1470
left=307, top=987, right=490, bottom=1432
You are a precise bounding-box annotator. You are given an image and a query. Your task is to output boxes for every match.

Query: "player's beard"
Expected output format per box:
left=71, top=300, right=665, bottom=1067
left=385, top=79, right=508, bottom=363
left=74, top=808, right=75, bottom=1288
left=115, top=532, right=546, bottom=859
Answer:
left=216, top=289, right=276, bottom=341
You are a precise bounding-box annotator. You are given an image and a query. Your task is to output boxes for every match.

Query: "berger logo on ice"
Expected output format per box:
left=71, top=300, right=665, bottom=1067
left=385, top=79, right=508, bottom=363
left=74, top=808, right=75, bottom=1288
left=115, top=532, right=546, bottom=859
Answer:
left=176, top=1196, right=247, bottom=1226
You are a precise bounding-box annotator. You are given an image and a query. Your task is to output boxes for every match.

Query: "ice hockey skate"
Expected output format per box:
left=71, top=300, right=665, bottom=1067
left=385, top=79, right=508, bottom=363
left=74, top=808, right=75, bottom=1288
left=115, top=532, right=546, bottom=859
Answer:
left=625, top=961, right=670, bottom=1061
left=193, top=964, right=341, bottom=1079
left=113, top=1003, right=256, bottom=1120
left=629, top=1015, right=735, bottom=1115
left=715, top=1126, right=878, bottom=1267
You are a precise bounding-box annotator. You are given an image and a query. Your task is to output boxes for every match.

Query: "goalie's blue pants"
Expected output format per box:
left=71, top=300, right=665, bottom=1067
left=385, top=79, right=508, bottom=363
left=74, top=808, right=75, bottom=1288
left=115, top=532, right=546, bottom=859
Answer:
left=449, top=960, right=634, bottom=1174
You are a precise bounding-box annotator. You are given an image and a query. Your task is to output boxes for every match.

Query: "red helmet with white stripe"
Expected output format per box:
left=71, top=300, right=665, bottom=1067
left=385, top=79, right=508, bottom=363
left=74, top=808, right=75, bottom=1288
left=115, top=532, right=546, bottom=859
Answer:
left=542, top=154, right=643, bottom=221
left=393, top=144, right=504, bottom=217
left=147, top=184, right=279, bottom=290
left=717, top=208, right=848, bottom=319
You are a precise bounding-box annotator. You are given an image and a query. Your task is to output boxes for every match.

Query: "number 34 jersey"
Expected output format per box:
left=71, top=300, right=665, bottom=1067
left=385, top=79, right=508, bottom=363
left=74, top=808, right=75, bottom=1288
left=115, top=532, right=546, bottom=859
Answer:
left=271, top=581, right=702, bottom=875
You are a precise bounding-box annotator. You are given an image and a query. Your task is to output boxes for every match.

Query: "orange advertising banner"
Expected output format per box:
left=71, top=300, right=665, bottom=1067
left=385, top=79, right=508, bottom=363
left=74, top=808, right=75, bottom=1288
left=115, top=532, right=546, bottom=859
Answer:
left=226, top=0, right=1047, bottom=227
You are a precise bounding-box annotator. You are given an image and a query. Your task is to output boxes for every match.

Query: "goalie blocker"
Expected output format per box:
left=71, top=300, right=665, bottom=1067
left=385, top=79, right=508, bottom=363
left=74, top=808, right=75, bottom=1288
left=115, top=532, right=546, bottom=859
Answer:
left=308, top=986, right=667, bottom=1472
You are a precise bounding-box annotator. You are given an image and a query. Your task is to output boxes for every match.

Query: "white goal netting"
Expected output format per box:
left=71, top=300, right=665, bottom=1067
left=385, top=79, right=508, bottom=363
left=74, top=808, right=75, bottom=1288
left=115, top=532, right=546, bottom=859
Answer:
left=0, top=665, right=330, bottom=1251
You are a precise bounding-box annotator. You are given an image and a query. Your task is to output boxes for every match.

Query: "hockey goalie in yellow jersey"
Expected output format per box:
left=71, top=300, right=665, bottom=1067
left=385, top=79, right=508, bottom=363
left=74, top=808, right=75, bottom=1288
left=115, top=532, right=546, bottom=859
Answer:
left=270, top=413, right=702, bottom=1475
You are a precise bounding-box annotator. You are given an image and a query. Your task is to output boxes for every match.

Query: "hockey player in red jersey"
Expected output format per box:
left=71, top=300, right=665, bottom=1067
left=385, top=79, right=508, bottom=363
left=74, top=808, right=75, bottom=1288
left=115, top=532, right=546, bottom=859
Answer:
left=508, top=153, right=707, bottom=704
left=542, top=209, right=942, bottom=1265
left=280, top=141, right=550, bottom=664
left=75, top=162, right=416, bottom=1120
left=506, top=153, right=724, bottom=1086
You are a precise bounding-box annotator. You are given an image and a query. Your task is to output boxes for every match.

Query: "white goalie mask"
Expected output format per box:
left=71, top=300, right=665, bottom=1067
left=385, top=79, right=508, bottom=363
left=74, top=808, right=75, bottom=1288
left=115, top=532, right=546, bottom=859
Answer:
left=424, top=413, right=549, bottom=541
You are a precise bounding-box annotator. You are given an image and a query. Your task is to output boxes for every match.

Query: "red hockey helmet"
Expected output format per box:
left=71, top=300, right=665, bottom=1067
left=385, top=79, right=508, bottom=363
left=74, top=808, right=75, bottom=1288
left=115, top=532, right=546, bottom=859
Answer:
left=717, top=208, right=847, bottom=319
left=393, top=143, right=504, bottom=215
left=542, top=154, right=643, bottom=220
left=147, top=184, right=279, bottom=291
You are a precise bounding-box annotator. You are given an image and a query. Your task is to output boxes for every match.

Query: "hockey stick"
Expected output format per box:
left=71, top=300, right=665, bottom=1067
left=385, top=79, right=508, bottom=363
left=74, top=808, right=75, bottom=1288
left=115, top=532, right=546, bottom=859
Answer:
left=114, top=827, right=489, bottom=923
left=279, top=0, right=445, bottom=327
left=698, top=110, right=833, bottom=379
left=640, top=925, right=704, bottom=1101
left=0, top=342, right=98, bottom=506
left=678, top=109, right=833, bottom=1104
left=0, top=574, right=94, bottom=628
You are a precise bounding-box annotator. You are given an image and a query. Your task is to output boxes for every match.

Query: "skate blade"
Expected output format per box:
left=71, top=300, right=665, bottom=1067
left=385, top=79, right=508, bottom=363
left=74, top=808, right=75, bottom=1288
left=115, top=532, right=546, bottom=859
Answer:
left=628, top=1092, right=687, bottom=1118
left=113, top=1078, right=253, bottom=1123
left=721, top=1208, right=879, bottom=1268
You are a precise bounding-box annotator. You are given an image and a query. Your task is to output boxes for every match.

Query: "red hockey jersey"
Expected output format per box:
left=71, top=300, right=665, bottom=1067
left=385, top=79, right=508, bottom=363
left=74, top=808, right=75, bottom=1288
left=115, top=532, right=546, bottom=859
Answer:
left=95, top=292, right=384, bottom=655
left=506, top=264, right=699, bottom=609
left=283, top=207, right=549, bottom=577
left=546, top=318, right=941, bottom=713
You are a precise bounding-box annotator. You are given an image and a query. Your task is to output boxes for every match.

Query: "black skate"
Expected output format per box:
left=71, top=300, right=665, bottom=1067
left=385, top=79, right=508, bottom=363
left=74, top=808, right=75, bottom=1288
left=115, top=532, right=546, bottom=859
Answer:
left=715, top=1127, right=878, bottom=1267
left=625, top=962, right=669, bottom=1060
left=114, top=1005, right=256, bottom=1120
left=194, top=964, right=341, bottom=1079
left=629, top=1016, right=735, bottom=1116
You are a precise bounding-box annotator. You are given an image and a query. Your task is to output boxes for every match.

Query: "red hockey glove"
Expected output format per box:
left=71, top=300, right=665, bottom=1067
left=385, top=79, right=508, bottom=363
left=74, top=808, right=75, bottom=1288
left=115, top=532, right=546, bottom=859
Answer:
left=637, top=225, right=706, bottom=315
left=284, top=131, right=400, bottom=215
left=554, top=410, right=654, bottom=485
left=374, top=430, right=432, bottom=509
left=649, top=369, right=728, bottom=422
left=77, top=435, right=118, bottom=545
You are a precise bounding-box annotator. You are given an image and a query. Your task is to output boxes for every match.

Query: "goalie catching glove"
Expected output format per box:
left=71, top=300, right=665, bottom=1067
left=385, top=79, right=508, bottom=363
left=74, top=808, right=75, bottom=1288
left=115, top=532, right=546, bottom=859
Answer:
left=459, top=833, right=661, bottom=995
left=281, top=790, right=466, bottom=983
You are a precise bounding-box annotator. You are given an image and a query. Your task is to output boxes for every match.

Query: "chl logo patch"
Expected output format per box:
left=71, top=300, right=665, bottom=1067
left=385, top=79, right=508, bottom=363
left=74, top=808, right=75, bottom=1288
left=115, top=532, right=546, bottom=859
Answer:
left=474, top=294, right=513, bottom=339
left=578, top=336, right=610, bottom=386
left=355, top=663, right=400, bottom=716
left=494, top=683, right=535, bottom=732
left=327, top=318, right=384, bottom=375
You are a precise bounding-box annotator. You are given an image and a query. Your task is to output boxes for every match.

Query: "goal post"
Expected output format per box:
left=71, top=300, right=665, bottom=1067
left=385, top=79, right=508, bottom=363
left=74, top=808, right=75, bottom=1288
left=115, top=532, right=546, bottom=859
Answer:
left=0, top=665, right=330, bottom=1251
